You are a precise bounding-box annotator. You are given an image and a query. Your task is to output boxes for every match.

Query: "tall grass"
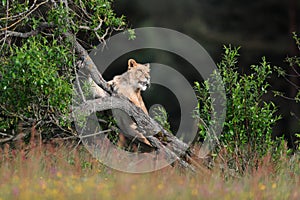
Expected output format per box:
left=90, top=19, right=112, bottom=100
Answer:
left=0, top=140, right=299, bottom=200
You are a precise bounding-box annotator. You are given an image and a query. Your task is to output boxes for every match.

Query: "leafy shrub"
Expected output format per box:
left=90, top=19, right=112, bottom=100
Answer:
left=0, top=36, right=74, bottom=137
left=0, top=0, right=127, bottom=141
left=195, top=45, right=281, bottom=172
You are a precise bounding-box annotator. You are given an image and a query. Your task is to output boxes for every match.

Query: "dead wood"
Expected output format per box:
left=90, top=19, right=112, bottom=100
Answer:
left=68, top=32, right=198, bottom=171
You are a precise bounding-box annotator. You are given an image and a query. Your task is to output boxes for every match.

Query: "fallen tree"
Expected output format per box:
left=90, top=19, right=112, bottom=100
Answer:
left=70, top=32, right=197, bottom=171
left=0, top=0, right=200, bottom=171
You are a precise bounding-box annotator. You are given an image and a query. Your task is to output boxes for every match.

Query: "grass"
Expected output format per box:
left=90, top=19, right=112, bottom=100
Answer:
left=0, top=140, right=299, bottom=200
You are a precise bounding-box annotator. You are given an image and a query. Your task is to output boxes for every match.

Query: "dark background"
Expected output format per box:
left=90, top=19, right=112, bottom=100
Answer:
left=110, top=0, right=300, bottom=148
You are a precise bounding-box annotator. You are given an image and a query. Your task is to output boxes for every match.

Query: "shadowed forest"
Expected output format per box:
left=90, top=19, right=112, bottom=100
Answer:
left=114, top=0, right=300, bottom=147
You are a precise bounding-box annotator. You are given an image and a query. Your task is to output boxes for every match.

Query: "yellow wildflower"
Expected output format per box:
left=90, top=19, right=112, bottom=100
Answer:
left=191, top=188, right=198, bottom=196
left=41, top=182, right=47, bottom=190
left=56, top=171, right=63, bottom=178
left=131, top=184, right=137, bottom=190
left=259, top=183, right=266, bottom=191
left=157, top=183, right=164, bottom=190
left=74, top=185, right=83, bottom=194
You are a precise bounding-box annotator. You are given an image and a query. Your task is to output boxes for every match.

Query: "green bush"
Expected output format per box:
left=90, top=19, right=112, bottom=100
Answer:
left=195, top=45, right=281, bottom=172
left=0, top=0, right=126, bottom=140
left=0, top=36, right=73, bottom=135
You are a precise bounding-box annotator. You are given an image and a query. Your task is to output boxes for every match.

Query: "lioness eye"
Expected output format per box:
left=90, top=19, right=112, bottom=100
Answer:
left=137, top=69, right=143, bottom=75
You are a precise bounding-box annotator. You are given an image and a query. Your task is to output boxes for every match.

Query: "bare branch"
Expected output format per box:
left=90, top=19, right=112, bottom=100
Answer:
left=95, top=27, right=110, bottom=45
left=0, top=22, right=54, bottom=40
left=0, top=134, right=14, bottom=143
left=0, top=131, right=26, bottom=144
left=75, top=61, right=87, bottom=102
left=66, top=30, right=195, bottom=168
left=78, top=0, right=92, bottom=20
left=78, top=18, right=104, bottom=31
left=0, top=0, right=38, bottom=21
left=0, top=0, right=49, bottom=31
left=0, top=104, right=34, bottom=122
left=0, top=0, right=9, bottom=52
left=80, top=129, right=112, bottom=139
left=63, top=31, right=113, bottom=94
left=73, top=97, right=191, bottom=157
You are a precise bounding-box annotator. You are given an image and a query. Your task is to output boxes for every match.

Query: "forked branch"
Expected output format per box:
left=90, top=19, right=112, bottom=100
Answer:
left=67, top=33, right=196, bottom=171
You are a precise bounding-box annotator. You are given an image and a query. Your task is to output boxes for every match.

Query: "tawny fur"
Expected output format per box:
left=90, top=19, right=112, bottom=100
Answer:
left=107, top=59, right=150, bottom=114
left=89, top=59, right=151, bottom=146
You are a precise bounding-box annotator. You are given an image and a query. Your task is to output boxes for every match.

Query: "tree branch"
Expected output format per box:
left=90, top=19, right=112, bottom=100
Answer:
left=0, top=22, right=54, bottom=39
left=73, top=96, right=193, bottom=158
left=63, top=31, right=113, bottom=94
left=0, top=0, right=37, bottom=21
left=73, top=97, right=195, bottom=171
left=63, top=28, right=197, bottom=170
left=0, top=0, right=49, bottom=31
left=0, top=132, right=14, bottom=143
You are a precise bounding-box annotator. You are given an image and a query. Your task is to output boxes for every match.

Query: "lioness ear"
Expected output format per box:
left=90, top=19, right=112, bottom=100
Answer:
left=128, top=59, right=137, bottom=70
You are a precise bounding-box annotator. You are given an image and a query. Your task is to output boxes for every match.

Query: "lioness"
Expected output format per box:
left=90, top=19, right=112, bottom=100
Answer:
left=88, top=59, right=152, bottom=146
left=89, top=59, right=150, bottom=114
left=108, top=59, right=150, bottom=114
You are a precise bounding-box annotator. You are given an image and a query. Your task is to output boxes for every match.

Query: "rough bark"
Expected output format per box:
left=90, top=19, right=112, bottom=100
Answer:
left=0, top=23, right=197, bottom=170
left=72, top=96, right=195, bottom=171
left=67, top=33, right=196, bottom=170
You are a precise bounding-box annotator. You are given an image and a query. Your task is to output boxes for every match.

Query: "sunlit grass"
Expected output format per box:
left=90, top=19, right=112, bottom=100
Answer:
left=0, top=141, right=299, bottom=200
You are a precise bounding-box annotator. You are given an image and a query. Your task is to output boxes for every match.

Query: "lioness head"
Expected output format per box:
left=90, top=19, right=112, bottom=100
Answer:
left=127, top=59, right=150, bottom=91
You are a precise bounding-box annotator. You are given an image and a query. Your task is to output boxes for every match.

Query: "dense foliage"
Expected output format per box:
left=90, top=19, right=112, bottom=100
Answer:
left=195, top=46, right=282, bottom=173
left=0, top=0, right=126, bottom=139
left=0, top=37, right=73, bottom=135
